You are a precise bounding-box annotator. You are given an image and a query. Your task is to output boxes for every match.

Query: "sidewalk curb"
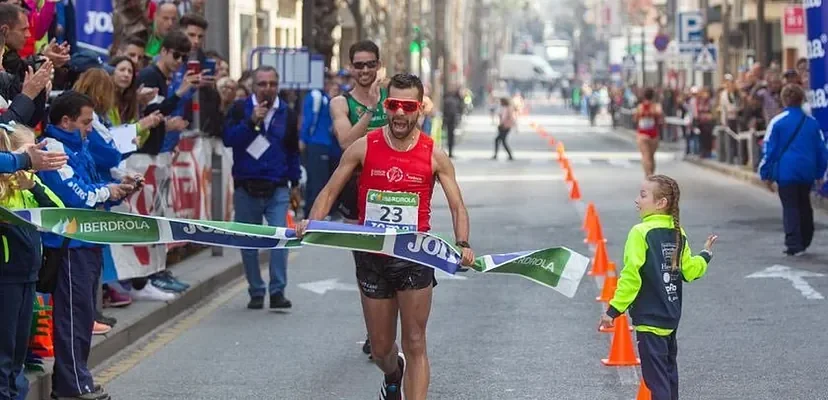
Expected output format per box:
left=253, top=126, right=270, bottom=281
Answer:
left=684, top=156, right=828, bottom=212
left=26, top=252, right=248, bottom=400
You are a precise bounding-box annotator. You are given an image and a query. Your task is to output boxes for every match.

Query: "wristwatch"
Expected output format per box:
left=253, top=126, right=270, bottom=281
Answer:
left=455, top=241, right=470, bottom=249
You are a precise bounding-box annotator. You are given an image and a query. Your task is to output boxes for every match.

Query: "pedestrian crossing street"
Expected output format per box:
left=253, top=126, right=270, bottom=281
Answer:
left=449, top=150, right=680, bottom=168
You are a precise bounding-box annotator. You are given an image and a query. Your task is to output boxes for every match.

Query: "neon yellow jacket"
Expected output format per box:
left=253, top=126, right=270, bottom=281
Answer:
left=606, top=214, right=711, bottom=336
left=0, top=173, right=64, bottom=283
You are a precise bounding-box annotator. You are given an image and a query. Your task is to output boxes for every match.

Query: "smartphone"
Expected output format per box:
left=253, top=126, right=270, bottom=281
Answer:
left=202, top=58, right=217, bottom=77
left=187, top=60, right=201, bottom=74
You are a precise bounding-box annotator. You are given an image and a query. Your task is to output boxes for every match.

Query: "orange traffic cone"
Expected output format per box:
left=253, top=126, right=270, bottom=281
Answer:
left=568, top=180, right=581, bottom=201
left=556, top=142, right=565, bottom=161
left=588, top=243, right=610, bottom=276
left=286, top=210, right=296, bottom=229
left=635, top=378, right=652, bottom=400
left=596, top=274, right=617, bottom=302
left=601, top=314, right=640, bottom=366
left=584, top=213, right=605, bottom=245
left=561, top=157, right=571, bottom=171
left=582, top=202, right=597, bottom=232
left=565, top=167, right=575, bottom=183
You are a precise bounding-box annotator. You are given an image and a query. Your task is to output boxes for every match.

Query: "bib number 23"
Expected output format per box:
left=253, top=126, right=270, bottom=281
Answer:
left=380, top=206, right=404, bottom=223
left=364, top=190, right=419, bottom=231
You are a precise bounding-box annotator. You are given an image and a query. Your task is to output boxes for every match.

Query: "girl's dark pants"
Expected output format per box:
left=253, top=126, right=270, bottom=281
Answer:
left=637, top=331, right=679, bottom=400
left=0, top=283, right=34, bottom=400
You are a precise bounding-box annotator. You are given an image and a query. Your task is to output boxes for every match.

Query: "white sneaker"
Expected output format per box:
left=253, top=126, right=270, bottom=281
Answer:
left=131, top=284, right=176, bottom=301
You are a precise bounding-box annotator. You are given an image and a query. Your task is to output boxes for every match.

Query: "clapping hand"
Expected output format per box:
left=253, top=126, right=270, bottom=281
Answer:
left=42, top=39, right=70, bottom=68
left=21, top=60, right=54, bottom=99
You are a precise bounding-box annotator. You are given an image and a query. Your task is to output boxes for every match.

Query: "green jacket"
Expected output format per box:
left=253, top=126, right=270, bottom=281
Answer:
left=607, top=214, right=711, bottom=336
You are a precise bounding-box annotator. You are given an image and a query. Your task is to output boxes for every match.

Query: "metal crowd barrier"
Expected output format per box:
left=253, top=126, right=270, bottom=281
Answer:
left=713, top=126, right=765, bottom=169
left=617, top=108, right=765, bottom=169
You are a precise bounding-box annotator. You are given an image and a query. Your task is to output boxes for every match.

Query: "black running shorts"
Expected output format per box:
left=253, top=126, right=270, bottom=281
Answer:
left=352, top=251, right=437, bottom=299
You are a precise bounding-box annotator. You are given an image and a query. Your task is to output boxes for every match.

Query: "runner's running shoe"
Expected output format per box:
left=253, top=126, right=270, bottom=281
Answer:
left=379, top=353, right=405, bottom=400
left=363, top=334, right=372, bottom=358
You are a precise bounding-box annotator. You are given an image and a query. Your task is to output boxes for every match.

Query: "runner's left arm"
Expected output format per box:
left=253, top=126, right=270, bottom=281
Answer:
left=433, top=149, right=469, bottom=243
left=307, top=137, right=366, bottom=220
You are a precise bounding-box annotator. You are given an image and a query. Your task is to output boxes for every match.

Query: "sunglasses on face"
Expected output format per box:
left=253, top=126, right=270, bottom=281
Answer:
left=172, top=51, right=188, bottom=61
left=384, top=98, right=421, bottom=113
left=352, top=60, right=378, bottom=70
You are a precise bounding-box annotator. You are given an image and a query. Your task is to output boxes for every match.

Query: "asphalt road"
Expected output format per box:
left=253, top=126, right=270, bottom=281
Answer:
left=96, top=98, right=828, bottom=399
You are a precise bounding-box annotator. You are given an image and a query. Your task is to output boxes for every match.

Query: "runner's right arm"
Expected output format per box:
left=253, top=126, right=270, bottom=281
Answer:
left=433, top=149, right=474, bottom=265
left=330, top=96, right=373, bottom=149
left=307, top=137, right=367, bottom=220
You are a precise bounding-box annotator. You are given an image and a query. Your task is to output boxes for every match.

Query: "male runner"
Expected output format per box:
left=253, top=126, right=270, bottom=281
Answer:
left=297, top=73, right=475, bottom=400
left=329, top=40, right=389, bottom=357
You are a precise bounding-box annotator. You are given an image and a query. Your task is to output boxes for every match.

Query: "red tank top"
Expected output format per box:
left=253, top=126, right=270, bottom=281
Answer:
left=358, top=128, right=435, bottom=232
left=636, top=102, right=659, bottom=138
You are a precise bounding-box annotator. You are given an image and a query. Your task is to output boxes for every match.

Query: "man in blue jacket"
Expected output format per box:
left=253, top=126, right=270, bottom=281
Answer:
left=758, top=84, right=828, bottom=256
left=224, top=65, right=301, bottom=310
left=36, top=92, right=138, bottom=400
left=300, top=72, right=339, bottom=217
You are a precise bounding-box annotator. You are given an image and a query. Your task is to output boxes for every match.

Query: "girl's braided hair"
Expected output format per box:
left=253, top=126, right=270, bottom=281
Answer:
left=647, top=174, right=682, bottom=271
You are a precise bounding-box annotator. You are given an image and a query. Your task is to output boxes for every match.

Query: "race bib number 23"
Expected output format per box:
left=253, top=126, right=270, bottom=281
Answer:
left=364, top=189, right=419, bottom=231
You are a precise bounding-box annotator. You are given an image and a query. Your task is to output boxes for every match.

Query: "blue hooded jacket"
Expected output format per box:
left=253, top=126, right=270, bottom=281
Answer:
left=88, top=112, right=125, bottom=181
left=223, top=96, right=301, bottom=185
left=758, top=107, right=828, bottom=186
left=36, top=125, right=119, bottom=249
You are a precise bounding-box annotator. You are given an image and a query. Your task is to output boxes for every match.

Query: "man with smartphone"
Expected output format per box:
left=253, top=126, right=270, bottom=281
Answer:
left=137, top=29, right=194, bottom=155
left=175, top=13, right=222, bottom=139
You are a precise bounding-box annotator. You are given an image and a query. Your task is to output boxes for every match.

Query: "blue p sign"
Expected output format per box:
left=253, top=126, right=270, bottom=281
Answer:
left=677, top=12, right=704, bottom=44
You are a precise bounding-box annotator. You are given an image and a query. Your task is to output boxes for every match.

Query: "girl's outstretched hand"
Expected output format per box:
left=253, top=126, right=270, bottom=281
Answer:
left=703, top=234, right=718, bottom=252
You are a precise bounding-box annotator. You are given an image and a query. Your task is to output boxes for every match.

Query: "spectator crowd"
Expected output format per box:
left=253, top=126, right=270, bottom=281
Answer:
left=0, top=1, right=372, bottom=400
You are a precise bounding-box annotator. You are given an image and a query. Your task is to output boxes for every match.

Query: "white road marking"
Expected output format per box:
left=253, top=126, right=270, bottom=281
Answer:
left=746, top=265, right=826, bottom=300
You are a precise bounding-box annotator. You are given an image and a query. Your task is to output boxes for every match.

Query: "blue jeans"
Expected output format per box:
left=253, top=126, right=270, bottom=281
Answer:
left=234, top=186, right=290, bottom=298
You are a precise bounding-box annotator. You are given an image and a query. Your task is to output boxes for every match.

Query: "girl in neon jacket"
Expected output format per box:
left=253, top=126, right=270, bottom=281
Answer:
left=0, top=123, right=63, bottom=400
left=600, top=175, right=717, bottom=400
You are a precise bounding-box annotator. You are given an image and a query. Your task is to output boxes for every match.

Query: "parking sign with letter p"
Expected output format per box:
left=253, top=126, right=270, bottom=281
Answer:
left=677, top=12, right=705, bottom=52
